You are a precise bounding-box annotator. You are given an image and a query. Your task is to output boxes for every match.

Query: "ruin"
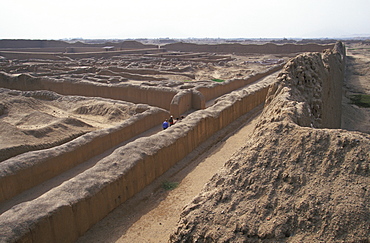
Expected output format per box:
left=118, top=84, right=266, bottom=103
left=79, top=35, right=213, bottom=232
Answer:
left=1, top=40, right=366, bottom=242
left=170, top=42, right=370, bottom=242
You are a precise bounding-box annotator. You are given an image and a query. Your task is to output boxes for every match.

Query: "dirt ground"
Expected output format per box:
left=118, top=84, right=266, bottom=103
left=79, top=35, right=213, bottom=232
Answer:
left=77, top=42, right=370, bottom=242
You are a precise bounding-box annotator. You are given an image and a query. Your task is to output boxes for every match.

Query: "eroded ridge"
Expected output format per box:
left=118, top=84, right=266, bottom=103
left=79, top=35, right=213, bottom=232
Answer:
left=169, top=42, right=370, bottom=242
left=0, top=89, right=147, bottom=161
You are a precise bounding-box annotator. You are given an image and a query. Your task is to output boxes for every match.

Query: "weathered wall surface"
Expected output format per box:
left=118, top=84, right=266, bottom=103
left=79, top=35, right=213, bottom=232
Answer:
left=196, top=64, right=284, bottom=102
left=321, top=42, right=345, bottom=128
left=0, top=72, right=177, bottom=110
left=0, top=48, right=162, bottom=60
left=170, top=90, right=193, bottom=118
left=0, top=41, right=343, bottom=242
left=268, top=42, right=345, bottom=129
left=0, top=41, right=334, bottom=61
left=0, top=107, right=168, bottom=204
left=0, top=40, right=78, bottom=49
left=0, top=39, right=155, bottom=50
left=0, top=69, right=275, bottom=243
left=164, top=42, right=334, bottom=54
left=168, top=43, right=370, bottom=243
left=0, top=64, right=281, bottom=116
left=0, top=47, right=68, bottom=53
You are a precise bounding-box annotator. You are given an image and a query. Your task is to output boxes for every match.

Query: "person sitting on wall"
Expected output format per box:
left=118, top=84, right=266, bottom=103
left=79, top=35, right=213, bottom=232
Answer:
left=162, top=119, right=169, bottom=130
left=169, top=115, right=174, bottom=126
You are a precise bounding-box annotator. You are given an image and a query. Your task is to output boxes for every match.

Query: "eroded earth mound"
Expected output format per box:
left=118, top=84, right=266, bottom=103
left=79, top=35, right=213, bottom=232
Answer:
left=0, top=89, right=145, bottom=161
left=170, top=45, right=370, bottom=242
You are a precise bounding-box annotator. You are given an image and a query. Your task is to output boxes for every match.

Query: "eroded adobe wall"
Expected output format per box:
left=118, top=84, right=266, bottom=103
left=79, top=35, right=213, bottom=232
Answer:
left=0, top=70, right=274, bottom=243
left=0, top=48, right=162, bottom=60
left=0, top=43, right=345, bottom=242
left=0, top=72, right=177, bottom=110
left=170, top=90, right=193, bottom=118
left=168, top=43, right=365, bottom=243
left=0, top=51, right=63, bottom=60
left=0, top=39, right=156, bottom=50
left=169, top=64, right=284, bottom=117
left=164, top=42, right=334, bottom=54
left=270, top=42, right=345, bottom=129
left=196, top=63, right=284, bottom=102
left=64, top=47, right=113, bottom=53
left=0, top=107, right=168, bottom=204
left=0, top=39, right=74, bottom=49
left=0, top=66, right=277, bottom=116
left=321, top=42, right=345, bottom=128
left=0, top=47, right=68, bottom=52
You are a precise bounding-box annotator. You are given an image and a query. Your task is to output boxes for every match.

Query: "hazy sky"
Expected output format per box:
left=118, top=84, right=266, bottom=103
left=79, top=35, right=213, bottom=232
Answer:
left=1, top=0, right=369, bottom=39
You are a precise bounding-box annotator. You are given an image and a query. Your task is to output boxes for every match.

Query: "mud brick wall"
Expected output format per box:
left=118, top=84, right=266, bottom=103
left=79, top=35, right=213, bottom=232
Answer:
left=164, top=43, right=334, bottom=54
left=170, top=90, right=193, bottom=117
left=168, top=63, right=284, bottom=117
left=0, top=39, right=156, bottom=50
left=0, top=108, right=168, bottom=204
left=274, top=42, right=345, bottom=129
left=0, top=76, right=273, bottom=243
left=0, top=47, right=68, bottom=52
left=196, top=63, right=284, bottom=102
left=0, top=48, right=162, bottom=60
left=321, top=42, right=345, bottom=128
left=0, top=43, right=345, bottom=242
left=0, top=73, right=177, bottom=110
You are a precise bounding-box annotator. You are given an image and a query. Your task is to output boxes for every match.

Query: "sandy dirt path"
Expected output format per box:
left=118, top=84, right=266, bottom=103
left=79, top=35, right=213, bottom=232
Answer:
left=77, top=106, right=262, bottom=243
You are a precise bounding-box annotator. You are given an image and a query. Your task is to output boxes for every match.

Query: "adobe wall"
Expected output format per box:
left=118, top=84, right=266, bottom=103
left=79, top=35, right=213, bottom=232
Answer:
left=170, top=90, right=193, bottom=118
left=0, top=72, right=177, bottom=110
left=168, top=64, right=284, bottom=117
left=0, top=64, right=280, bottom=117
left=321, top=42, right=345, bottom=128
left=0, top=39, right=156, bottom=50
left=0, top=47, right=68, bottom=53
left=0, top=43, right=345, bottom=242
left=0, top=107, right=168, bottom=204
left=168, top=43, right=368, bottom=243
left=191, top=89, right=206, bottom=110
left=196, top=63, right=284, bottom=102
left=0, top=74, right=273, bottom=243
left=0, top=39, right=74, bottom=49
left=0, top=48, right=162, bottom=60
left=272, top=42, right=345, bottom=129
left=163, top=42, right=334, bottom=54
left=0, top=51, right=63, bottom=60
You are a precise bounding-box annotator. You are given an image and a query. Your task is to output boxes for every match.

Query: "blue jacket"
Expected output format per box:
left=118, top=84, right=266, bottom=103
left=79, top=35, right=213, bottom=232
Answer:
left=162, top=121, right=169, bottom=129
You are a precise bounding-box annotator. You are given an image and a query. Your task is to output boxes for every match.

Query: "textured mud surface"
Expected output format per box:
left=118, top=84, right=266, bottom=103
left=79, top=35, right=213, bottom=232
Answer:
left=169, top=44, right=370, bottom=242
left=0, top=89, right=146, bottom=161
